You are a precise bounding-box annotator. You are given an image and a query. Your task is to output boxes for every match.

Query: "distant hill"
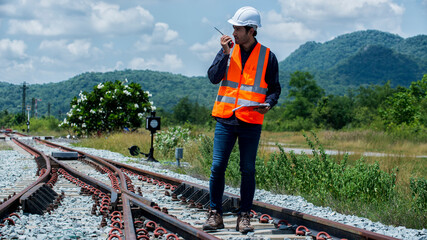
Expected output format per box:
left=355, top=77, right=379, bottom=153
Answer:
left=280, top=30, right=426, bottom=92
left=0, top=70, right=218, bottom=119
left=0, top=30, right=425, bottom=118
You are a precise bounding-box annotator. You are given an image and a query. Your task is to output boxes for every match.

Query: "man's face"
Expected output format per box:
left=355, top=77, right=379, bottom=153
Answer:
left=232, top=26, right=252, bottom=45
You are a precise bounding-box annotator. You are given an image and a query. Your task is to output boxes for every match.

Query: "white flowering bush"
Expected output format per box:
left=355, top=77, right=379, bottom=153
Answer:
left=154, top=126, right=191, bottom=157
left=59, top=79, right=155, bottom=136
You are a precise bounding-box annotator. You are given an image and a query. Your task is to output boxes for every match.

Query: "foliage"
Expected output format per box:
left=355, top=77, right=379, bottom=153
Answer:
left=410, top=177, right=427, bottom=212
left=0, top=70, right=218, bottom=121
left=154, top=126, right=191, bottom=158
left=264, top=115, right=315, bottom=131
left=331, top=45, right=422, bottom=87
left=380, top=91, right=419, bottom=126
left=286, top=71, right=324, bottom=119
left=195, top=130, right=400, bottom=205
left=197, top=135, right=215, bottom=177
left=59, top=79, right=153, bottom=136
left=0, top=110, right=25, bottom=128
left=353, top=81, right=396, bottom=111
left=313, top=95, right=354, bottom=129
left=280, top=30, right=426, bottom=93
left=172, top=96, right=212, bottom=125
left=379, top=75, right=427, bottom=131
left=255, top=132, right=397, bottom=204
left=267, top=73, right=427, bottom=132
left=16, top=117, right=61, bottom=133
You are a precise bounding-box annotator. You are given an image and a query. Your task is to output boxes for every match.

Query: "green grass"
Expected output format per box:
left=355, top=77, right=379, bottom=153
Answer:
left=73, top=131, right=152, bottom=157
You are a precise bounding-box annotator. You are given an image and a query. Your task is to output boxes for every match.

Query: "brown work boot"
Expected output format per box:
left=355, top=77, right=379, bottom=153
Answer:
left=236, top=212, right=254, bottom=234
left=203, top=209, right=224, bottom=230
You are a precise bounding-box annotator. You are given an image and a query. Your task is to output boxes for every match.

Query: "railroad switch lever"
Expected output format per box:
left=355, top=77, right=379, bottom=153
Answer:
left=128, top=111, right=160, bottom=162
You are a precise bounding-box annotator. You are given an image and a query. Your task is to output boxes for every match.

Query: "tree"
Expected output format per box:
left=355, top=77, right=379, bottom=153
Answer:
left=313, top=95, right=354, bottom=129
left=379, top=75, right=427, bottom=128
left=410, top=74, right=427, bottom=100
left=353, top=81, right=395, bottom=111
left=285, top=71, right=324, bottom=119
left=380, top=91, right=418, bottom=126
left=173, top=97, right=192, bottom=123
left=172, top=96, right=212, bottom=125
left=59, top=80, right=153, bottom=136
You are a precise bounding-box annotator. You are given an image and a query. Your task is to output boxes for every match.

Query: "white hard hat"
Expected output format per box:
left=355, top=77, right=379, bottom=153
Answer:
left=228, top=6, right=261, bottom=28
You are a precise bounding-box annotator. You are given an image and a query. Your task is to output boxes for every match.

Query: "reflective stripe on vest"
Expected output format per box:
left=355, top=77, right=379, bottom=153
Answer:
left=212, top=43, right=270, bottom=124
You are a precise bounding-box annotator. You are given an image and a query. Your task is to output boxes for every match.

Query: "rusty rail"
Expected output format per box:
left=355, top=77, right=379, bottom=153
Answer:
left=35, top=137, right=219, bottom=240
left=0, top=138, right=52, bottom=220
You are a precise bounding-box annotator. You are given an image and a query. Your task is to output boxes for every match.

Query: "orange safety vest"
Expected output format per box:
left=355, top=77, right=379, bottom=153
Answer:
left=212, top=43, right=270, bottom=124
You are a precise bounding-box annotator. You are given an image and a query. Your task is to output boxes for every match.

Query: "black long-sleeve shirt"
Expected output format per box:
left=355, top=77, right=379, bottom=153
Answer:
left=207, top=40, right=281, bottom=125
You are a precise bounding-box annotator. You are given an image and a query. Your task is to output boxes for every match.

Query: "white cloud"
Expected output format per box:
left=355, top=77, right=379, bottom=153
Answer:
left=261, top=0, right=405, bottom=44
left=0, top=3, right=17, bottom=16
left=278, top=0, right=404, bottom=20
left=8, top=19, right=65, bottom=36
left=40, top=56, right=55, bottom=64
left=0, top=38, right=27, bottom=59
left=5, top=1, right=155, bottom=36
left=103, top=42, right=114, bottom=49
left=39, top=39, right=95, bottom=58
left=67, top=40, right=92, bottom=57
left=115, top=61, right=124, bottom=69
left=134, top=22, right=180, bottom=51
left=128, top=54, right=183, bottom=72
left=1, top=59, right=34, bottom=76
left=152, top=23, right=179, bottom=43
left=264, top=20, right=318, bottom=41
left=190, top=35, right=220, bottom=62
left=39, top=39, right=68, bottom=50
left=91, top=2, right=154, bottom=34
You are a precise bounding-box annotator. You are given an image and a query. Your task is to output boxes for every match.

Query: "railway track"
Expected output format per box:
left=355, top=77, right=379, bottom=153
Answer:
left=0, top=135, right=401, bottom=240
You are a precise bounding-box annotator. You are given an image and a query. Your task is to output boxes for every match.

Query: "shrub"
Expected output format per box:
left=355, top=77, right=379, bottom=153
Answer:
left=410, top=177, right=427, bottom=212
left=256, top=131, right=397, bottom=204
left=59, top=79, right=153, bottom=136
left=155, top=126, right=191, bottom=158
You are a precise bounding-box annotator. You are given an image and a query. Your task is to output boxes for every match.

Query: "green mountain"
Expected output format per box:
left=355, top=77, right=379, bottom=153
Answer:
left=280, top=30, right=426, bottom=92
left=0, top=30, right=425, bottom=118
left=329, top=45, right=422, bottom=86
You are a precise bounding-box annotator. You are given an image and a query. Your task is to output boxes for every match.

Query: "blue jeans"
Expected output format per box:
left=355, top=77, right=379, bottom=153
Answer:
left=209, top=121, right=262, bottom=214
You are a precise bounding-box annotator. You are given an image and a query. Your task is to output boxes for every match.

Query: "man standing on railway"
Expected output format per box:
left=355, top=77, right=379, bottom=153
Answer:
left=203, top=6, right=281, bottom=233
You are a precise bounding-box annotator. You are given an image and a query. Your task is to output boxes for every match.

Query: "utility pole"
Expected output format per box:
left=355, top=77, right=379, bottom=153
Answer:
left=26, top=105, right=31, bottom=132
left=48, top=103, right=51, bottom=117
left=35, top=98, right=41, bottom=118
left=31, top=98, right=35, bottom=118
left=20, top=82, right=29, bottom=116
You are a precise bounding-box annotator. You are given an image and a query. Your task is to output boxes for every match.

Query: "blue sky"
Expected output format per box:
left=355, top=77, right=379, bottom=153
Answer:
left=1, top=0, right=426, bottom=85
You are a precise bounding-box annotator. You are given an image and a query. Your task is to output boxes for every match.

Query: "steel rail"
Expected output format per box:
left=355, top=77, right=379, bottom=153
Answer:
left=0, top=138, right=51, bottom=220
left=47, top=156, right=118, bottom=202
left=127, top=194, right=220, bottom=240
left=35, top=138, right=221, bottom=239
left=251, top=200, right=400, bottom=240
